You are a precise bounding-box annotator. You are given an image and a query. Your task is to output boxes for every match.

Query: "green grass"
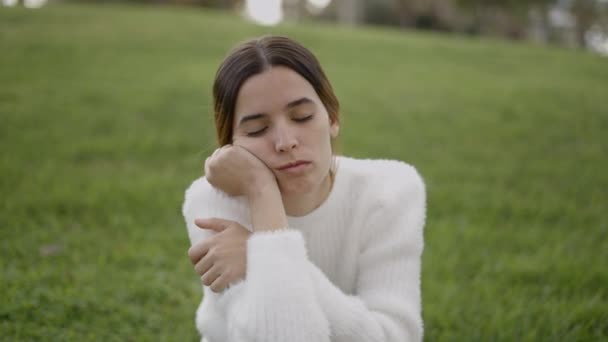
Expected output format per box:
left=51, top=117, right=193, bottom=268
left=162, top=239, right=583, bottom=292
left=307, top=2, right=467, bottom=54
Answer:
left=1, top=3, right=607, bottom=341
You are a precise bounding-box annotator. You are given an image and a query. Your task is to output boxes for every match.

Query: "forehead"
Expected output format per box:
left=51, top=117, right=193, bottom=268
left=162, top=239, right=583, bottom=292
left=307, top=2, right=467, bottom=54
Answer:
left=234, top=66, right=318, bottom=119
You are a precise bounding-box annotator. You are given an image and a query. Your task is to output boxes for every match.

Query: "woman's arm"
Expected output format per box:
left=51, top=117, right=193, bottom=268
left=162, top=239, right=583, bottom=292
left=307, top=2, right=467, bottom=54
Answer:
left=227, top=182, right=331, bottom=342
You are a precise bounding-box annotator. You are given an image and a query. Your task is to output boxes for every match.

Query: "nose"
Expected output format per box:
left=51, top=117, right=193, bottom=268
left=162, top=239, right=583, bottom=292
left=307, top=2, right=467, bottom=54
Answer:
left=274, top=124, right=298, bottom=153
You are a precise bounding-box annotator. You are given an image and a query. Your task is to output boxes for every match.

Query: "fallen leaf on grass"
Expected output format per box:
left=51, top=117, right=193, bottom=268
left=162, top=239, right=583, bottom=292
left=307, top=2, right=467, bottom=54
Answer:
left=39, top=244, right=63, bottom=257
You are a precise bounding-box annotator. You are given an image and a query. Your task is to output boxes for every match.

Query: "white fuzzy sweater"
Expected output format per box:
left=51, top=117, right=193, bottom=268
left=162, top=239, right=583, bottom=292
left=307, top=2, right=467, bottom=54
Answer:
left=182, top=156, right=426, bottom=342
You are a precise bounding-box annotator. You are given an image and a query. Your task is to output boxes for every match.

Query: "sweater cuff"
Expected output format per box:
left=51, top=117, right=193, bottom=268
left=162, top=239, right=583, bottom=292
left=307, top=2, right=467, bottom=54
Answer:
left=246, top=229, right=307, bottom=284
left=247, top=229, right=306, bottom=260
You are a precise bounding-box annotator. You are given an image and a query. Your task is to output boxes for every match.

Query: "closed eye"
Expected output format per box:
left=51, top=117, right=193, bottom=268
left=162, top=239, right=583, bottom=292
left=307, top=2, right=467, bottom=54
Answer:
left=293, top=115, right=313, bottom=122
left=246, top=126, right=268, bottom=137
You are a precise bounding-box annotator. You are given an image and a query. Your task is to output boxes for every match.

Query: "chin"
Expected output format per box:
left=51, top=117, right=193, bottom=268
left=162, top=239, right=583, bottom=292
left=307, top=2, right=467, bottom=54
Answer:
left=277, top=170, right=328, bottom=197
left=277, top=180, right=314, bottom=196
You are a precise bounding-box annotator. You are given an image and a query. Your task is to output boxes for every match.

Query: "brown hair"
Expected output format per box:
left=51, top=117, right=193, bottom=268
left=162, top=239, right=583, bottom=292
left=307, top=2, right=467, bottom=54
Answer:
left=212, top=35, right=340, bottom=146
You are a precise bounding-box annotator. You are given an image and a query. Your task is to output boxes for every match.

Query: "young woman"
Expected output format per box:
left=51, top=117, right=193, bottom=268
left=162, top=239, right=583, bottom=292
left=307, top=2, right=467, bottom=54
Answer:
left=183, top=36, right=426, bottom=342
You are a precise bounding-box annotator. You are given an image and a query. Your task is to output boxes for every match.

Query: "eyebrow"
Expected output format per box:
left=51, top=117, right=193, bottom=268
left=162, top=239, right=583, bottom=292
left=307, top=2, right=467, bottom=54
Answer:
left=238, top=97, right=315, bottom=126
left=238, top=113, right=265, bottom=126
left=286, top=97, right=314, bottom=109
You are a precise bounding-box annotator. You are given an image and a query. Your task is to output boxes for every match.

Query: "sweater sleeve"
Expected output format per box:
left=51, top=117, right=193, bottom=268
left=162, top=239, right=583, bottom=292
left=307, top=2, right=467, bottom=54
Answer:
left=306, top=168, right=426, bottom=342
left=223, top=230, right=330, bottom=342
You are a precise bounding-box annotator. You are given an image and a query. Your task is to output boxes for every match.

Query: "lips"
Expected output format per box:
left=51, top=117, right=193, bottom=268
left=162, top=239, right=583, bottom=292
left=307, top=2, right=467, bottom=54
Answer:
left=277, top=160, right=311, bottom=171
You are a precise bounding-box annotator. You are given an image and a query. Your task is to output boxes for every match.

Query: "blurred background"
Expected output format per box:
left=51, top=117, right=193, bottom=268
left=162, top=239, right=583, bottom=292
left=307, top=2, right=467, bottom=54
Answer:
left=1, top=0, right=606, bottom=341
left=3, top=0, right=608, bottom=54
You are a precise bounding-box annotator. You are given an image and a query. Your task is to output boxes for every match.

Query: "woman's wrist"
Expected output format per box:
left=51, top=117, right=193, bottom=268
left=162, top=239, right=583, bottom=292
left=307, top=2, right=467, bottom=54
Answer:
left=247, top=182, right=288, bottom=232
left=244, top=176, right=277, bottom=199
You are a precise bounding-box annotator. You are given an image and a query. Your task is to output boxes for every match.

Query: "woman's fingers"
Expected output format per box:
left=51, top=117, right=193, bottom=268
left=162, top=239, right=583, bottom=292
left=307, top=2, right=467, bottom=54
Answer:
left=212, top=144, right=231, bottom=161
left=187, top=241, right=209, bottom=265
left=201, top=265, right=221, bottom=287
left=207, top=149, right=220, bottom=165
left=209, top=273, right=230, bottom=293
left=194, top=217, right=231, bottom=232
left=198, top=251, right=232, bottom=292
left=206, top=146, right=230, bottom=176
left=194, top=253, right=213, bottom=277
left=211, top=147, right=222, bottom=158
left=203, top=156, right=210, bottom=175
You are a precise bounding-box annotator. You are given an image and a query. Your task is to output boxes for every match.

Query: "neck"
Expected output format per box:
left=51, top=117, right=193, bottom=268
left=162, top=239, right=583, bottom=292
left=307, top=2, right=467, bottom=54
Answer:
left=283, top=172, right=332, bottom=217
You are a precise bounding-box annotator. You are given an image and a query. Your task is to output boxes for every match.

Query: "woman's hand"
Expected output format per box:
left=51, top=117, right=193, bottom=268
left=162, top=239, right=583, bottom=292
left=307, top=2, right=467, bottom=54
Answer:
left=188, top=218, right=251, bottom=293
left=205, top=144, right=287, bottom=233
left=204, top=144, right=276, bottom=197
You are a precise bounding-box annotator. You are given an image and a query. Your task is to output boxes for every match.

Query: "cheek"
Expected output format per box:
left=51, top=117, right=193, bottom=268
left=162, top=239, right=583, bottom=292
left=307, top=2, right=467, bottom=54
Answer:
left=313, top=123, right=333, bottom=149
left=307, top=117, right=331, bottom=140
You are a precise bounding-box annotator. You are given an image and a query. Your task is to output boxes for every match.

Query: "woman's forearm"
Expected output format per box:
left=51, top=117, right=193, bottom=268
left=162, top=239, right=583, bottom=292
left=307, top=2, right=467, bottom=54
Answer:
left=247, top=183, right=288, bottom=232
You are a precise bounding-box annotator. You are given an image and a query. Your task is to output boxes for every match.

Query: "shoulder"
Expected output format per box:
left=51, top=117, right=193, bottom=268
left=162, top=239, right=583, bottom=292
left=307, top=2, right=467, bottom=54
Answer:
left=337, top=156, right=425, bottom=203
left=339, top=157, right=426, bottom=252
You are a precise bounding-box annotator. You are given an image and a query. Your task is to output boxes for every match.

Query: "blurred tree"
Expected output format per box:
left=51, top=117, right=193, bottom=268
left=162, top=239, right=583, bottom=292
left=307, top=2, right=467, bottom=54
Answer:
left=571, top=0, right=600, bottom=47
left=335, top=0, right=363, bottom=25
left=455, top=0, right=607, bottom=47
left=167, top=0, right=241, bottom=7
left=393, top=0, right=419, bottom=27
left=393, top=0, right=457, bottom=30
left=456, top=0, right=555, bottom=38
left=206, top=0, right=241, bottom=8
left=364, top=0, right=401, bottom=26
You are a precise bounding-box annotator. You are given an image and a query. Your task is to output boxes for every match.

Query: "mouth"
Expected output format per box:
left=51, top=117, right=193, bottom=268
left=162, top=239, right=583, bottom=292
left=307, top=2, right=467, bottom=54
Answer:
left=276, top=160, right=311, bottom=171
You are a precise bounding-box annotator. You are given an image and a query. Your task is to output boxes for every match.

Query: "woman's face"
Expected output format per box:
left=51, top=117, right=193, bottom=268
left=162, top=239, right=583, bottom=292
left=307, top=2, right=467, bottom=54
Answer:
left=232, top=66, right=339, bottom=196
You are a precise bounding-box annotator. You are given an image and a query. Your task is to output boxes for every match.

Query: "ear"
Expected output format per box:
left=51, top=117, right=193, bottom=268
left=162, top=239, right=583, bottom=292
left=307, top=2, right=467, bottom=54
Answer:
left=330, top=120, right=340, bottom=138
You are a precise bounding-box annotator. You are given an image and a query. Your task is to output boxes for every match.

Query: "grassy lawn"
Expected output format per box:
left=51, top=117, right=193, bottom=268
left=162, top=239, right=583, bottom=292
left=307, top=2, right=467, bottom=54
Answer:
left=1, top=3, right=606, bottom=341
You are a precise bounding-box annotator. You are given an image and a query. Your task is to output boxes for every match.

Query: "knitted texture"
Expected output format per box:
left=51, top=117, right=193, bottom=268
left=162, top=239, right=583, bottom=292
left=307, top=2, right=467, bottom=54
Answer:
left=182, top=156, right=426, bottom=342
